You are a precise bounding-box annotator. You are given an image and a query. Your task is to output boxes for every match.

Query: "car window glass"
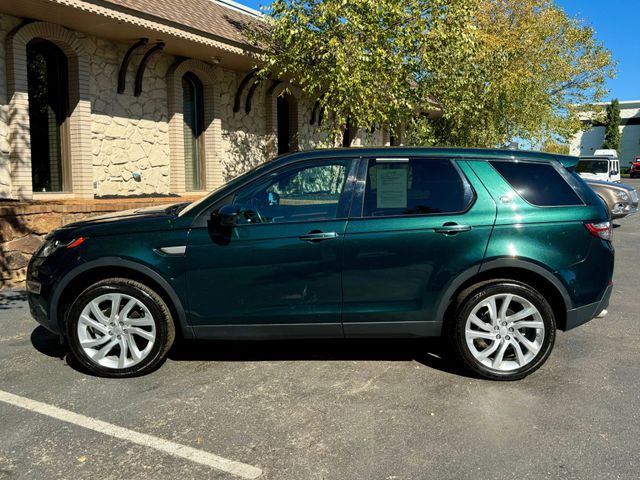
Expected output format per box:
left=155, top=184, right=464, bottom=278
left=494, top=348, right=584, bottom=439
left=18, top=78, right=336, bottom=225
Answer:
left=575, top=159, right=609, bottom=174
left=362, top=158, right=473, bottom=217
left=490, top=161, right=583, bottom=207
left=232, top=160, right=351, bottom=224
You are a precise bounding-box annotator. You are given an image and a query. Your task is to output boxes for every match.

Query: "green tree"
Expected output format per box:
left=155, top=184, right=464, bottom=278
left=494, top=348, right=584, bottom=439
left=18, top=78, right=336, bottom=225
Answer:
left=602, top=99, right=621, bottom=152
left=541, top=139, right=570, bottom=155
left=252, top=0, right=477, bottom=146
left=254, top=0, right=615, bottom=148
left=419, top=0, right=615, bottom=147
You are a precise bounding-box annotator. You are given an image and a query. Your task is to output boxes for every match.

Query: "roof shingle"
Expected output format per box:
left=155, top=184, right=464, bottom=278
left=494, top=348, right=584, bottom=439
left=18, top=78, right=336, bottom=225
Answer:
left=101, top=0, right=260, bottom=47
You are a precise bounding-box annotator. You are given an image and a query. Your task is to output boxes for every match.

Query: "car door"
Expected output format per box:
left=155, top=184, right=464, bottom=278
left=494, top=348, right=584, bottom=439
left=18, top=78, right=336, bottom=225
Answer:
left=341, top=156, right=496, bottom=337
left=185, top=157, right=356, bottom=338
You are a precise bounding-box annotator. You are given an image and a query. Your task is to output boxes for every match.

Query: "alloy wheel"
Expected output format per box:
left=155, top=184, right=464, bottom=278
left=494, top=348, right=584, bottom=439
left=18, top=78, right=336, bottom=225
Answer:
left=76, top=293, right=156, bottom=369
left=464, top=293, right=545, bottom=372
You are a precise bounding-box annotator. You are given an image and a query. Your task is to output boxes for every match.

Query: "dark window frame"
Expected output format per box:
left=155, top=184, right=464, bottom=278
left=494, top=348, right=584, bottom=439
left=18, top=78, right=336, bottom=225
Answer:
left=276, top=93, right=298, bottom=155
left=27, top=38, right=71, bottom=193
left=276, top=95, right=291, bottom=155
left=182, top=71, right=206, bottom=191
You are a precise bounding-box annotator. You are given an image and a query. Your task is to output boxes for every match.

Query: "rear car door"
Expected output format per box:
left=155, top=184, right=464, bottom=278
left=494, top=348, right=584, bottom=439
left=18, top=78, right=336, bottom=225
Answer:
left=341, top=156, right=497, bottom=337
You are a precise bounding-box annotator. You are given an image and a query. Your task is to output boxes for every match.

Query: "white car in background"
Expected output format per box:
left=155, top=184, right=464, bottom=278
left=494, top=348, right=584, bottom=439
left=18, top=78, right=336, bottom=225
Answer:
left=575, top=155, right=621, bottom=183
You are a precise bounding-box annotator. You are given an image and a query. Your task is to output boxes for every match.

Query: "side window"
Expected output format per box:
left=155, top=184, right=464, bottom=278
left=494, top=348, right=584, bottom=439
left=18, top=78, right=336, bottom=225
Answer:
left=490, top=161, right=583, bottom=207
left=232, top=160, right=352, bottom=224
left=362, top=158, right=474, bottom=217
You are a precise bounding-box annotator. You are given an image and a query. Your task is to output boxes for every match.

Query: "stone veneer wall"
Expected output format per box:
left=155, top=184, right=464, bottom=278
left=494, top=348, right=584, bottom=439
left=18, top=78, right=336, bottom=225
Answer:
left=219, top=69, right=269, bottom=181
left=86, top=36, right=174, bottom=196
left=0, top=14, right=331, bottom=198
left=1, top=13, right=387, bottom=202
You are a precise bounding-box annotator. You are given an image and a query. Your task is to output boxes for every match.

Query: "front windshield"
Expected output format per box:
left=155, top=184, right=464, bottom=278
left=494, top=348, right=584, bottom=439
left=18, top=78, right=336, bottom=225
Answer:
left=575, top=159, right=609, bottom=174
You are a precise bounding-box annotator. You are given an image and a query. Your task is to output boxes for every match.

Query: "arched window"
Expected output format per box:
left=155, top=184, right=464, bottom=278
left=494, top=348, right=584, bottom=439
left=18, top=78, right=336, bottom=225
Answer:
left=342, top=117, right=357, bottom=148
left=277, top=93, right=297, bottom=154
left=182, top=72, right=205, bottom=191
left=27, top=38, right=70, bottom=192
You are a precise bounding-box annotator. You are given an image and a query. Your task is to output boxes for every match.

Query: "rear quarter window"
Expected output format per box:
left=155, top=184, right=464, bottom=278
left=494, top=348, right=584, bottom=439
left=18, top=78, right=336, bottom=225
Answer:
left=489, top=161, right=583, bottom=207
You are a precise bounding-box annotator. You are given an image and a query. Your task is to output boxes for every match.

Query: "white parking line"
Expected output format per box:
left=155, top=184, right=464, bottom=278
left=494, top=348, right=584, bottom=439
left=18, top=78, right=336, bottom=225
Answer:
left=0, top=389, right=262, bottom=479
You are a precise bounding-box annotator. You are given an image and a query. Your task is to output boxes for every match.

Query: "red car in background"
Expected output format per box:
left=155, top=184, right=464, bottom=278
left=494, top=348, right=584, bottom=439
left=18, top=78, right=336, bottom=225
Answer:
left=631, top=157, right=640, bottom=178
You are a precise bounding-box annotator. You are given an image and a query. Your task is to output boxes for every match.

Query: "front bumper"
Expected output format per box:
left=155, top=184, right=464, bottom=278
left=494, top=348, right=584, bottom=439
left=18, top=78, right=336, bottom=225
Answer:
left=26, top=249, right=82, bottom=335
left=564, top=283, right=613, bottom=331
left=27, top=288, right=61, bottom=334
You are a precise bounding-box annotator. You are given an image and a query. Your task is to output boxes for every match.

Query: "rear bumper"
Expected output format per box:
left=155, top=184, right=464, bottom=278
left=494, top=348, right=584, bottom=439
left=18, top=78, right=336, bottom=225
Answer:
left=564, top=283, right=613, bottom=331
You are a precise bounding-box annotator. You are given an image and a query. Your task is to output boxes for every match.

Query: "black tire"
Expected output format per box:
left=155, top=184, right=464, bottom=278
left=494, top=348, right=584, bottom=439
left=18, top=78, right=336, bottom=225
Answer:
left=447, top=280, right=556, bottom=381
left=66, top=278, right=175, bottom=378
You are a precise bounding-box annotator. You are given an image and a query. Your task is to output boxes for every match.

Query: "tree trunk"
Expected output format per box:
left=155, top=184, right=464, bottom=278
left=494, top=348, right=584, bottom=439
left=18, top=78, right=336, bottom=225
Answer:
left=333, top=124, right=346, bottom=148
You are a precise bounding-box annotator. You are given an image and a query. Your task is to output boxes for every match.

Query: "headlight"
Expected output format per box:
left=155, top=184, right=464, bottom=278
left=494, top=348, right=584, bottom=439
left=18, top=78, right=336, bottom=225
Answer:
left=615, top=190, right=629, bottom=201
left=37, top=237, right=87, bottom=258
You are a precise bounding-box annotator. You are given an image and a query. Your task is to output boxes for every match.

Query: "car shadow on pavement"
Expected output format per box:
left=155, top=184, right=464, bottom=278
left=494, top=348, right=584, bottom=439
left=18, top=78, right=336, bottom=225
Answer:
left=29, top=326, right=474, bottom=379
left=30, top=326, right=94, bottom=374
left=30, top=326, right=68, bottom=359
left=0, top=290, right=28, bottom=310
left=168, top=338, right=474, bottom=378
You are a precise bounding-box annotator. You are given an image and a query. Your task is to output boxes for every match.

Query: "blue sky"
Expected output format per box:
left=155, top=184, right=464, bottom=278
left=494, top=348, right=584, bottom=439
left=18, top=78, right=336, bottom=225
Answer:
left=557, top=0, right=640, bottom=102
left=237, top=0, right=638, bottom=102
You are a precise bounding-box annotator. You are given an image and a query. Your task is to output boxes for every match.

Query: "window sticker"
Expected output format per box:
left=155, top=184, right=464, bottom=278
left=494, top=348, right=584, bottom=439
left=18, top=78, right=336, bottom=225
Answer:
left=377, top=167, right=408, bottom=208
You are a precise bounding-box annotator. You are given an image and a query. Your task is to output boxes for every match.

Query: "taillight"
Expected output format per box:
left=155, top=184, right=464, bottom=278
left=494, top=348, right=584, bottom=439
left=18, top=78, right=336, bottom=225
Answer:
left=585, top=222, right=612, bottom=242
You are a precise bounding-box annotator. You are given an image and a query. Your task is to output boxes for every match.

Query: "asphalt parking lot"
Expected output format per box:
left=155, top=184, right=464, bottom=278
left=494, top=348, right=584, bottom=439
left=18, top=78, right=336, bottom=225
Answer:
left=1, top=179, right=639, bottom=480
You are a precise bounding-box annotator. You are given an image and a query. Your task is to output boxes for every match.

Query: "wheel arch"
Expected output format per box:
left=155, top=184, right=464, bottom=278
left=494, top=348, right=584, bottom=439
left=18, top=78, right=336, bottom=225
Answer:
left=437, top=259, right=572, bottom=332
left=52, top=258, right=194, bottom=339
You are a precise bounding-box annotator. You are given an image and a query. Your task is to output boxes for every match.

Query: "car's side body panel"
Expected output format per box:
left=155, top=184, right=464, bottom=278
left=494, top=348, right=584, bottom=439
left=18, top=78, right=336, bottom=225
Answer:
left=185, top=219, right=347, bottom=333
left=468, top=159, right=614, bottom=310
left=340, top=160, right=497, bottom=336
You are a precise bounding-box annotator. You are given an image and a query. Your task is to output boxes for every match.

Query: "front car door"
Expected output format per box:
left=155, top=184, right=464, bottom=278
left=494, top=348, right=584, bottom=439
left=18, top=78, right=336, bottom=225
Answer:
left=341, top=156, right=497, bottom=337
left=185, top=158, right=356, bottom=338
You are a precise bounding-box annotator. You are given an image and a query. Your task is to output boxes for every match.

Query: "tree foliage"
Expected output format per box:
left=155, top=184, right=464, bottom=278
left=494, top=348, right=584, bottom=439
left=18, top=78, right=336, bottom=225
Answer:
left=253, top=0, right=615, bottom=148
left=602, top=99, right=621, bottom=152
left=541, top=139, right=570, bottom=155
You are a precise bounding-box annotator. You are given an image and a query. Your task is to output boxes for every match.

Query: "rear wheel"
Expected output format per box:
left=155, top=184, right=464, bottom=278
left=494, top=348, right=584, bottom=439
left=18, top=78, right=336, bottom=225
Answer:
left=66, top=278, right=175, bottom=377
left=448, top=281, right=556, bottom=380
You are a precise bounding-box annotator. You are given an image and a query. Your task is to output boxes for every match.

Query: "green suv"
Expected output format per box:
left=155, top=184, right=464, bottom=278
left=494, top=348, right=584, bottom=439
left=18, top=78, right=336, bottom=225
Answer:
left=26, top=148, right=614, bottom=380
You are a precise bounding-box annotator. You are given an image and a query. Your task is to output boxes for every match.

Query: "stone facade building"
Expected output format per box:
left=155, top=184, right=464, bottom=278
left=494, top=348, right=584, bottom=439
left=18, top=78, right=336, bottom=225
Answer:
left=0, top=0, right=390, bottom=286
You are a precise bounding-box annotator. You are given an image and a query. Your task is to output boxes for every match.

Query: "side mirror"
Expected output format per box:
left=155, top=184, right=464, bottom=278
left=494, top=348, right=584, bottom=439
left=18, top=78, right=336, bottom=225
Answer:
left=214, top=204, right=238, bottom=227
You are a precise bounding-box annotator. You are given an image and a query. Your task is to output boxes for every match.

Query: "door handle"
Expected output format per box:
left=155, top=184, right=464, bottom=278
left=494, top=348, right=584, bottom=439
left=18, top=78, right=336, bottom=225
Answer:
left=298, top=231, right=339, bottom=242
left=435, top=223, right=472, bottom=235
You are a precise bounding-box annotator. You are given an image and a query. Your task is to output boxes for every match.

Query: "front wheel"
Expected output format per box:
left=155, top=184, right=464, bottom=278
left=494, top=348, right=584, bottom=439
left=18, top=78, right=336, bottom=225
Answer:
left=66, top=278, right=175, bottom=377
left=448, top=281, right=556, bottom=381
